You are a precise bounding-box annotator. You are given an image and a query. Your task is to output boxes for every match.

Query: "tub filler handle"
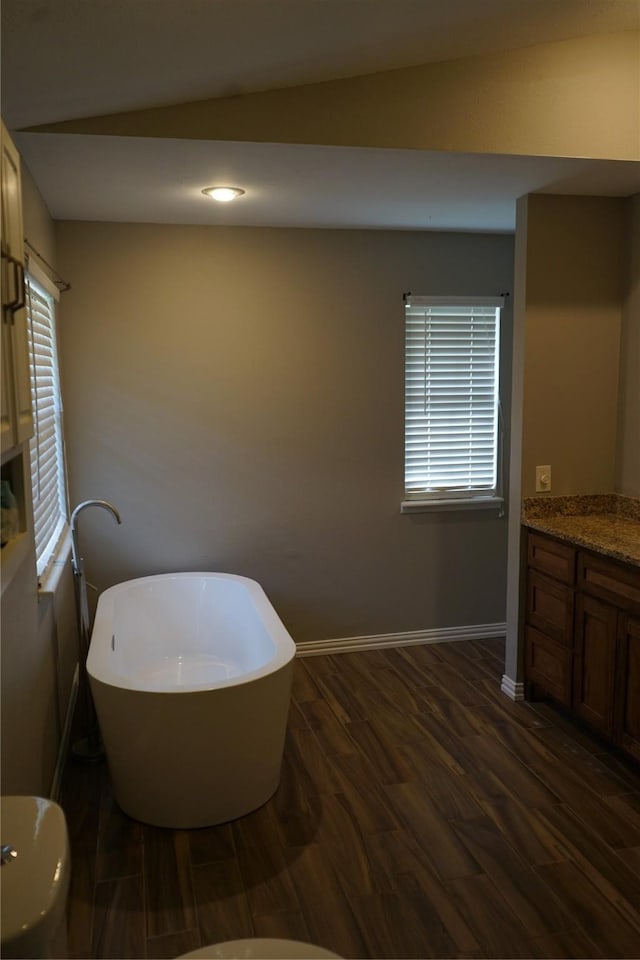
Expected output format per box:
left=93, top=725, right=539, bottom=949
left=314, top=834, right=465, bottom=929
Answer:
left=70, top=499, right=122, bottom=763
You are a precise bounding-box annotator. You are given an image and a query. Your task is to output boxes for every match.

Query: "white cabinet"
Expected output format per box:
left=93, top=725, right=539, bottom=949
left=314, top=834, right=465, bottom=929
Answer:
left=1, top=120, right=33, bottom=456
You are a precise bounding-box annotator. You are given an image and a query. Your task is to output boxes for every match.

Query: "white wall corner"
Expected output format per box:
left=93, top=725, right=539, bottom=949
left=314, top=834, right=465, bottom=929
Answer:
left=500, top=674, right=525, bottom=701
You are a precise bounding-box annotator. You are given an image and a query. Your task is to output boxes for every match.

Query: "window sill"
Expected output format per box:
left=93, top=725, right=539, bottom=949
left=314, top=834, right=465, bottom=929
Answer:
left=38, top=527, right=71, bottom=597
left=401, top=497, right=504, bottom=514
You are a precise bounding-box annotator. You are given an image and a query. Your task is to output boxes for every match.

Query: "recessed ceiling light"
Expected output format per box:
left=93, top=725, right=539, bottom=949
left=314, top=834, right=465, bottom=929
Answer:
left=202, top=186, right=246, bottom=202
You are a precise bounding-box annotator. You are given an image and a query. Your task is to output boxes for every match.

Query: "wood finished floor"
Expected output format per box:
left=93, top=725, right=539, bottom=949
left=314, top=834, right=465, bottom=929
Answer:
left=60, top=638, right=640, bottom=960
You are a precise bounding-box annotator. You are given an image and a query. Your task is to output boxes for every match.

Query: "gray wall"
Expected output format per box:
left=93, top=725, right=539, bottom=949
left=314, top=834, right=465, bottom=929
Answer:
left=520, top=195, right=626, bottom=498
left=56, top=223, right=514, bottom=644
left=1, top=164, right=78, bottom=797
left=504, top=192, right=634, bottom=692
left=617, top=194, right=640, bottom=496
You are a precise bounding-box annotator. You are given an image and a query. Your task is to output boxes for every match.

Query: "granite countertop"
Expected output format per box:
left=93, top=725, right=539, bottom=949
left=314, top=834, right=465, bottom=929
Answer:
left=522, top=494, right=640, bottom=568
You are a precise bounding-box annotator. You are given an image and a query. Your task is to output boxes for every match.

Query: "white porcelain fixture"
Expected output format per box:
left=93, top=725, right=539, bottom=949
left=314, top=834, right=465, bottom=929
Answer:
left=0, top=796, right=70, bottom=959
left=88, top=572, right=296, bottom=828
left=179, top=938, right=341, bottom=958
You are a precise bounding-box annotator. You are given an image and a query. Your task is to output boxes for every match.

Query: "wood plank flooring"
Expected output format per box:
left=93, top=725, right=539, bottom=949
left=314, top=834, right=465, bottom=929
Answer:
left=60, top=638, right=640, bottom=959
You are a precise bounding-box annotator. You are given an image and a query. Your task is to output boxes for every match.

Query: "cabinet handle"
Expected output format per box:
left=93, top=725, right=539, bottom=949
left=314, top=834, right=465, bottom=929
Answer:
left=1, top=251, right=11, bottom=315
left=1, top=254, right=25, bottom=318
left=9, top=258, right=25, bottom=312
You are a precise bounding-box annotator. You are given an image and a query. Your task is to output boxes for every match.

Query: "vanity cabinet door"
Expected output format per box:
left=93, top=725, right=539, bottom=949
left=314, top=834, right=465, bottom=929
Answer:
left=573, top=593, right=617, bottom=736
left=1, top=122, right=33, bottom=455
left=614, top=614, right=640, bottom=763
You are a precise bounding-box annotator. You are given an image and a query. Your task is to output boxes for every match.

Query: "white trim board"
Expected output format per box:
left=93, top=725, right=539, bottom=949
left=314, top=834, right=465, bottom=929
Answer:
left=49, top=663, right=79, bottom=802
left=501, top=675, right=526, bottom=701
left=296, top=622, right=506, bottom=658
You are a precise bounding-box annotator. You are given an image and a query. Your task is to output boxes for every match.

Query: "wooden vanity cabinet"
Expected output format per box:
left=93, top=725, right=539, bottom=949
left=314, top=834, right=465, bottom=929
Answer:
left=524, top=528, right=640, bottom=762
left=524, top=532, right=575, bottom=707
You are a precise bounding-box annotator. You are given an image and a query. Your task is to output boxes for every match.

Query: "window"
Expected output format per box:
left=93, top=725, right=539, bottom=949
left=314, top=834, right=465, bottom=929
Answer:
left=26, top=264, right=67, bottom=574
left=402, top=295, right=503, bottom=512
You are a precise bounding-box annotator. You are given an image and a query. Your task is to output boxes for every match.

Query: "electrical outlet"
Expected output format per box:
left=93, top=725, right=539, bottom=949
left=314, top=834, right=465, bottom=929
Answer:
left=535, top=465, right=551, bottom=492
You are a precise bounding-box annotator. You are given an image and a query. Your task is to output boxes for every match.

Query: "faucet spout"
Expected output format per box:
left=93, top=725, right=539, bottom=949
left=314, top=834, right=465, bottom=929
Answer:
left=70, top=499, right=122, bottom=573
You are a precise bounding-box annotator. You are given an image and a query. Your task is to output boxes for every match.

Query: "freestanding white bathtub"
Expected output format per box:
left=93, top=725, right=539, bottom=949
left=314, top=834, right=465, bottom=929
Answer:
left=87, top=572, right=296, bottom=828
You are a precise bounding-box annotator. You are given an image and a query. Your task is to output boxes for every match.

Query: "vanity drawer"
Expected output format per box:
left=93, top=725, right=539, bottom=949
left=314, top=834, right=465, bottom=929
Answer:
left=526, top=570, right=575, bottom=645
left=525, top=625, right=572, bottom=707
left=578, top=551, right=640, bottom=614
left=527, top=532, right=576, bottom=585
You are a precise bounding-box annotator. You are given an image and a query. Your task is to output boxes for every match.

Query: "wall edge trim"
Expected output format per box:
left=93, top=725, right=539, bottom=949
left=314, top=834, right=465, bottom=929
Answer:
left=296, top=622, right=506, bottom=657
left=500, top=674, right=525, bottom=701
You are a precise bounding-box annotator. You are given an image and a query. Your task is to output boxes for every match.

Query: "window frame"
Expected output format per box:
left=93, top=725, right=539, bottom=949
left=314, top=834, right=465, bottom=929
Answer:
left=26, top=259, right=68, bottom=576
left=401, top=294, right=504, bottom=514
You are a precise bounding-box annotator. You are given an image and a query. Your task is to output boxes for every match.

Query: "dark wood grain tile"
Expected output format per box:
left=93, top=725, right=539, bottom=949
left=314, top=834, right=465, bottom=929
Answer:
left=478, top=795, right=567, bottom=866
left=425, top=694, right=488, bottom=738
left=458, top=730, right=561, bottom=809
left=143, top=827, right=196, bottom=938
left=284, top=843, right=369, bottom=958
left=537, top=859, right=640, bottom=958
left=66, top=844, right=96, bottom=960
left=95, top=783, right=142, bottom=882
left=313, top=791, right=386, bottom=896
left=251, top=909, right=313, bottom=943
left=384, top=781, right=481, bottom=881
left=349, top=884, right=459, bottom=959
left=146, top=929, right=201, bottom=959
left=344, top=718, right=412, bottom=784
left=450, top=814, right=573, bottom=938
left=447, top=873, right=534, bottom=959
left=527, top=760, right=640, bottom=850
left=603, top=791, right=640, bottom=831
left=188, top=822, right=236, bottom=865
left=291, top=658, right=323, bottom=702
left=433, top=641, right=494, bottom=683
left=486, top=720, right=640, bottom=849
left=396, top=643, right=448, bottom=680
left=526, top=927, right=606, bottom=958
left=308, top=670, right=365, bottom=724
left=532, top=724, right=639, bottom=797
left=422, top=660, right=492, bottom=707
left=472, top=677, right=549, bottom=728
left=397, top=740, right=485, bottom=821
left=63, top=641, right=639, bottom=960
left=271, top=744, right=323, bottom=848
left=380, top=645, right=440, bottom=689
left=470, top=637, right=505, bottom=660
left=300, top=698, right=359, bottom=757
left=361, top=841, right=482, bottom=957
left=534, top=803, right=640, bottom=930
left=192, top=858, right=254, bottom=945
left=618, top=846, right=640, bottom=876
left=233, top=803, right=301, bottom=917
left=287, top=696, right=309, bottom=729
left=92, top=875, right=145, bottom=960
left=284, top=724, right=342, bottom=795
left=328, top=750, right=400, bottom=835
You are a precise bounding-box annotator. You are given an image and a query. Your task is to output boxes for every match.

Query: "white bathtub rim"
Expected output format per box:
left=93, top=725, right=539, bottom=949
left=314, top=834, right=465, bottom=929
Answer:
left=88, top=571, right=296, bottom=694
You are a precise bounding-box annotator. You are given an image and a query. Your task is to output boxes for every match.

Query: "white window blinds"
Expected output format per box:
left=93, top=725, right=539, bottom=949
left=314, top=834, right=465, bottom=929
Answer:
left=26, top=268, right=67, bottom=574
left=404, top=296, right=503, bottom=504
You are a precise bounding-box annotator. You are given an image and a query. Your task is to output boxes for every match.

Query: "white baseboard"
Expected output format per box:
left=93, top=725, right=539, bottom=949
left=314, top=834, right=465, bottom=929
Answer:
left=296, top=622, right=506, bottom=658
left=50, top=663, right=79, bottom=801
left=500, top=674, right=525, bottom=701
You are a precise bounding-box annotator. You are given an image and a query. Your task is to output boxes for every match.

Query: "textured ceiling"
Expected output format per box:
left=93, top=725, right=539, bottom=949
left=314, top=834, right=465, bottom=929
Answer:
left=2, top=0, right=638, bottom=128
left=2, top=0, right=639, bottom=231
